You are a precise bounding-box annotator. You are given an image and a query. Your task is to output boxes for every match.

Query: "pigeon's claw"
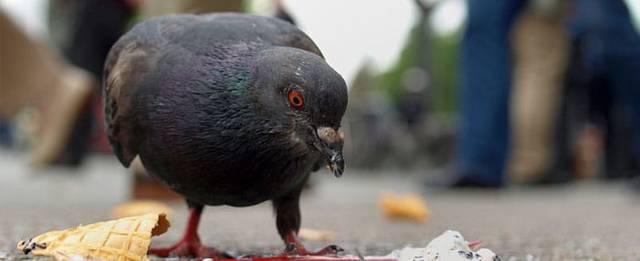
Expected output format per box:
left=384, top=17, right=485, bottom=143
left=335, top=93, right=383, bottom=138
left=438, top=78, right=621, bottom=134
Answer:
left=311, top=244, right=345, bottom=256
left=282, top=243, right=344, bottom=257
left=281, top=231, right=344, bottom=257
left=148, top=205, right=233, bottom=258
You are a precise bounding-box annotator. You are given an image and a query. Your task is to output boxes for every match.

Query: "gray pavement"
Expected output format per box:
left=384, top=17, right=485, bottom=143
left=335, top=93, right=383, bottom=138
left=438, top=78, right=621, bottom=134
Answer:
left=1, top=151, right=640, bottom=260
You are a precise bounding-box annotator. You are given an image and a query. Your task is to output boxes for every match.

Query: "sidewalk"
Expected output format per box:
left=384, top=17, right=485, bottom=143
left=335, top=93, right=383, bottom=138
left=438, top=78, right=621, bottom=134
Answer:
left=1, top=151, right=639, bottom=260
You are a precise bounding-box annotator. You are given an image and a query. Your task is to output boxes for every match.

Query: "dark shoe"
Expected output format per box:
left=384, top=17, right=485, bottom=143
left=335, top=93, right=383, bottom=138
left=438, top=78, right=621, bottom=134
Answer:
left=424, top=169, right=503, bottom=189
left=520, top=170, right=572, bottom=186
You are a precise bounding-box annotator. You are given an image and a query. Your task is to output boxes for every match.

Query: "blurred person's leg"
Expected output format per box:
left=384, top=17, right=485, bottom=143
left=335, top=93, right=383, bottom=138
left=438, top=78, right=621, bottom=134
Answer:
left=553, top=38, right=592, bottom=181
left=49, top=0, right=134, bottom=165
left=574, top=0, right=640, bottom=179
left=602, top=102, right=639, bottom=179
left=1, top=11, right=60, bottom=117
left=62, top=0, right=134, bottom=78
left=454, top=0, right=527, bottom=187
left=0, top=11, right=93, bottom=166
left=607, top=44, right=640, bottom=178
left=509, top=5, right=570, bottom=183
left=0, top=121, right=12, bottom=147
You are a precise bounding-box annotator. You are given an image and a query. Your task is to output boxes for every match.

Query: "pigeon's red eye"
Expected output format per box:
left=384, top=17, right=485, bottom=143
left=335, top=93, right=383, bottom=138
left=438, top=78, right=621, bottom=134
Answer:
left=288, top=90, right=304, bottom=109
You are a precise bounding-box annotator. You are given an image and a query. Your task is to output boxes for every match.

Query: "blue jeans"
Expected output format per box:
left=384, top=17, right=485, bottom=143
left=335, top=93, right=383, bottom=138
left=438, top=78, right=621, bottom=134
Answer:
left=569, top=0, right=640, bottom=156
left=456, top=0, right=640, bottom=185
left=455, top=0, right=527, bottom=185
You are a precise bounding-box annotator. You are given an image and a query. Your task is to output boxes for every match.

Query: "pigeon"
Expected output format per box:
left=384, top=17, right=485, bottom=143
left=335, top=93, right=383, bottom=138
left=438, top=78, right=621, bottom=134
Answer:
left=103, top=13, right=348, bottom=258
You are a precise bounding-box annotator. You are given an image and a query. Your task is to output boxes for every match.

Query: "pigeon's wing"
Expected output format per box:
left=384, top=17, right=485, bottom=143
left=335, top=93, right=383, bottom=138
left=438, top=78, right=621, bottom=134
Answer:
left=103, top=40, right=146, bottom=166
left=103, top=17, right=177, bottom=167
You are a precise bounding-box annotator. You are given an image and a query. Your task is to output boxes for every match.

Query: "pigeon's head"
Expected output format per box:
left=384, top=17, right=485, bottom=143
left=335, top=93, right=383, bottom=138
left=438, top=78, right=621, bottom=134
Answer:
left=253, top=47, right=348, bottom=177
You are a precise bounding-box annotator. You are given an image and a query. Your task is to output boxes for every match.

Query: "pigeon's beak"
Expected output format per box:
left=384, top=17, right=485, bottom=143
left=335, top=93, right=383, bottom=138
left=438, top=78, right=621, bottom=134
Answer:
left=314, top=127, right=345, bottom=177
left=327, top=148, right=345, bottom=178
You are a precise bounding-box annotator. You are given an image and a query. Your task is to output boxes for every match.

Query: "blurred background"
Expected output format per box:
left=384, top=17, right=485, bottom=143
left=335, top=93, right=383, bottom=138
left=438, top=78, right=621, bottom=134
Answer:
left=1, top=0, right=640, bottom=259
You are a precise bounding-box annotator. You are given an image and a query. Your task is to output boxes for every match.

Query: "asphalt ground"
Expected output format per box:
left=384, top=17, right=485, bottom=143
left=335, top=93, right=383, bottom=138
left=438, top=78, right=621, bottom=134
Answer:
left=1, top=151, right=640, bottom=260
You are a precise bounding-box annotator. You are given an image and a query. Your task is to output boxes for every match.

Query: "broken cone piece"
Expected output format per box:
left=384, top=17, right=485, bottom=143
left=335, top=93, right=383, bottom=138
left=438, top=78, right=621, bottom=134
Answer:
left=379, top=192, right=431, bottom=222
left=111, top=200, right=173, bottom=220
left=17, top=213, right=170, bottom=261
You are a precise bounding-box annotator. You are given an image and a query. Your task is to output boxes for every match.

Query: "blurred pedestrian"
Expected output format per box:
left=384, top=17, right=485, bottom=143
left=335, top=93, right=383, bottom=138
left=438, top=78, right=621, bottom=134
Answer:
left=444, top=0, right=528, bottom=188
left=47, top=0, right=136, bottom=165
left=509, top=1, right=570, bottom=184
left=438, top=0, right=640, bottom=188
left=0, top=11, right=94, bottom=166
left=555, top=0, right=640, bottom=180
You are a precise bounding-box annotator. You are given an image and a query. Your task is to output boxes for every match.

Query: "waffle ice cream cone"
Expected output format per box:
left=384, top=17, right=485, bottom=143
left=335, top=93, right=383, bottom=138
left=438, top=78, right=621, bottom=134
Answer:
left=17, top=213, right=170, bottom=261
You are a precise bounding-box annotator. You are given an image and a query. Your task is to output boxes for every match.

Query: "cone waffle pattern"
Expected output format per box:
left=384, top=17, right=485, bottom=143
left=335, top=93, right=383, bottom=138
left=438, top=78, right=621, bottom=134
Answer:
left=18, top=213, right=169, bottom=261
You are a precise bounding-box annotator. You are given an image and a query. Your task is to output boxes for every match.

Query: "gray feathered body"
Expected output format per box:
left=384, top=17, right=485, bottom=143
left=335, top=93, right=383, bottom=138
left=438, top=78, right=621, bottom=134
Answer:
left=104, top=14, right=327, bottom=206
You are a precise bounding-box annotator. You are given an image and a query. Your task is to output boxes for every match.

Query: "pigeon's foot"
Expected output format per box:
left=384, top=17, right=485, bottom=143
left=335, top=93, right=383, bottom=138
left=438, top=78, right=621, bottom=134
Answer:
left=283, top=243, right=344, bottom=256
left=149, top=237, right=232, bottom=258
left=148, top=203, right=232, bottom=258
left=280, top=231, right=344, bottom=257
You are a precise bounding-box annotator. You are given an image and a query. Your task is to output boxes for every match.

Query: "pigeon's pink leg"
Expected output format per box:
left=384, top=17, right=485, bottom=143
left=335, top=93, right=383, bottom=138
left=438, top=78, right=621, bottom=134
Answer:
left=281, top=231, right=344, bottom=256
left=148, top=205, right=229, bottom=258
